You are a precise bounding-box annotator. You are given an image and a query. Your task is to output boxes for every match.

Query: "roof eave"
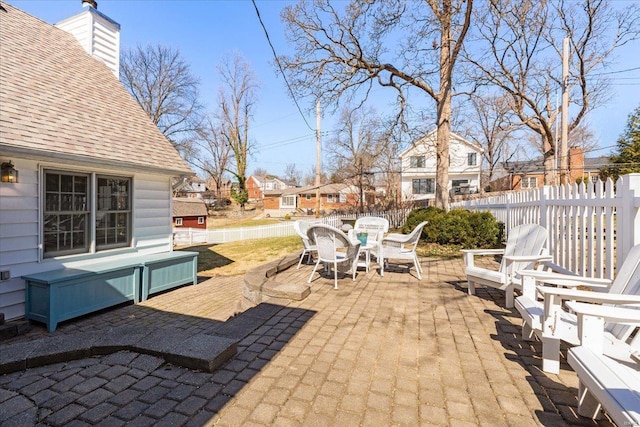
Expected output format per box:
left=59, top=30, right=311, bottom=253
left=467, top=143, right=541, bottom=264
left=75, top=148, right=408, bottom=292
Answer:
left=0, top=145, right=193, bottom=176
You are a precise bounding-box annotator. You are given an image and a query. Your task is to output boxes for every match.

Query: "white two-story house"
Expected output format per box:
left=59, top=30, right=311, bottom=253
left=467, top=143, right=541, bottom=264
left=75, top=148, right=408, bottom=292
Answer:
left=400, top=130, right=483, bottom=202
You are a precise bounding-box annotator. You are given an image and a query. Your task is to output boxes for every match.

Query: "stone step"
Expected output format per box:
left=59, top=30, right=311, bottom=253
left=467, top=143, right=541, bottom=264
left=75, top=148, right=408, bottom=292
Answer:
left=0, top=300, right=295, bottom=376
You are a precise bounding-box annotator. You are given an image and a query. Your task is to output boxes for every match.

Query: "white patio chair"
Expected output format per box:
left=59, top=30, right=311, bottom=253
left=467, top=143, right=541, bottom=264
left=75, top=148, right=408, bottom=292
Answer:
left=307, top=224, right=361, bottom=290
left=380, top=221, right=428, bottom=280
left=566, top=302, right=640, bottom=425
left=515, top=243, right=640, bottom=374
left=293, top=220, right=317, bottom=269
left=462, top=223, right=552, bottom=308
left=347, top=216, right=389, bottom=271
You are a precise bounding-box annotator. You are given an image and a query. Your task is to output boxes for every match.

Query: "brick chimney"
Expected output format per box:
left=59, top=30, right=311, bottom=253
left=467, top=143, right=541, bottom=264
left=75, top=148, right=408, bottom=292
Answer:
left=568, top=146, right=585, bottom=183
left=55, top=1, right=121, bottom=78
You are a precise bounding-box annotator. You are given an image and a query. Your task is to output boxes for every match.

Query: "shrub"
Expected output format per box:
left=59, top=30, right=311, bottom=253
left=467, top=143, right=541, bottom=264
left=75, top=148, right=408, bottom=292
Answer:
left=284, top=214, right=291, bottom=221
left=404, top=207, right=502, bottom=249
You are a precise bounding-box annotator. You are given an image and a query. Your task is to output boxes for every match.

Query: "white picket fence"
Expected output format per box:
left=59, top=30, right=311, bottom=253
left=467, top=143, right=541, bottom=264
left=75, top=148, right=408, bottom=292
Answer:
left=172, top=210, right=408, bottom=247
left=173, top=216, right=344, bottom=246
left=451, top=173, right=640, bottom=279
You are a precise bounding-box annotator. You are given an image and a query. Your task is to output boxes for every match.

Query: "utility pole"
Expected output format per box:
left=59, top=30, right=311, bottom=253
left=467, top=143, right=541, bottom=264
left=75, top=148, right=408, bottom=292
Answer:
left=315, top=100, right=321, bottom=218
left=560, top=37, right=569, bottom=185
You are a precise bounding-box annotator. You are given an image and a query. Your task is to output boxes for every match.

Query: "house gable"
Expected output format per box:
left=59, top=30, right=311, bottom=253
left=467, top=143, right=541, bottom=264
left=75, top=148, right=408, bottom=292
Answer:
left=0, top=1, right=191, bottom=176
left=0, top=2, right=192, bottom=321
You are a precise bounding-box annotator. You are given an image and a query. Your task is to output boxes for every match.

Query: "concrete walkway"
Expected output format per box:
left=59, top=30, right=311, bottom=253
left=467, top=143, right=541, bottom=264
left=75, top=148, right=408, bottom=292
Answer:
left=0, top=257, right=614, bottom=426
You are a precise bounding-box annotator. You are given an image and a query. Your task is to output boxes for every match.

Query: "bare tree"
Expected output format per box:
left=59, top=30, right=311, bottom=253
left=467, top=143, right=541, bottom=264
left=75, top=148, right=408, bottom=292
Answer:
left=466, top=0, right=640, bottom=184
left=303, top=166, right=328, bottom=186
left=283, top=163, right=302, bottom=184
left=464, top=94, right=520, bottom=188
left=191, top=116, right=231, bottom=199
left=252, top=167, right=268, bottom=180
left=280, top=0, right=473, bottom=210
left=120, top=44, right=203, bottom=159
left=327, top=106, right=385, bottom=212
left=216, top=52, right=259, bottom=210
left=569, top=123, right=599, bottom=154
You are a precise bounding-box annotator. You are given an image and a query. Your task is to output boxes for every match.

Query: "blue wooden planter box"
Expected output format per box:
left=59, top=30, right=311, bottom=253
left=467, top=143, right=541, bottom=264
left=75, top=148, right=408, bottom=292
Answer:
left=140, top=251, right=198, bottom=301
left=23, top=251, right=198, bottom=332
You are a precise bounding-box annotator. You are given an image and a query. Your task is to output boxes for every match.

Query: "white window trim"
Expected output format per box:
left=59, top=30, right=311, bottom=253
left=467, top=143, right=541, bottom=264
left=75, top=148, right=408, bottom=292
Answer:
left=176, top=218, right=183, bottom=226
left=197, top=217, right=204, bottom=224
left=280, top=195, right=296, bottom=209
left=41, top=168, right=133, bottom=259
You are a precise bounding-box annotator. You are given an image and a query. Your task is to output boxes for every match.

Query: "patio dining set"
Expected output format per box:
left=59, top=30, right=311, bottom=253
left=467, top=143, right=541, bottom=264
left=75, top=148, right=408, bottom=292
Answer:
left=293, top=217, right=428, bottom=289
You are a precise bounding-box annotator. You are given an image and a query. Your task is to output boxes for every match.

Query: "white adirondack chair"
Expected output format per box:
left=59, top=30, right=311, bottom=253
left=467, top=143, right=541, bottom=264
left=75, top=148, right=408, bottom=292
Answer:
left=515, top=243, right=640, bottom=374
left=462, top=223, right=552, bottom=308
left=307, top=224, right=361, bottom=290
left=347, top=216, right=389, bottom=271
left=294, top=220, right=318, bottom=269
left=380, top=221, right=428, bottom=280
left=566, top=302, right=640, bottom=425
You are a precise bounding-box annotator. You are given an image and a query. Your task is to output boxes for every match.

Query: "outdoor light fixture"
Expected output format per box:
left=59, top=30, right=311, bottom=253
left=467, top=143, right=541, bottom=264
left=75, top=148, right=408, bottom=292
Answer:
left=1, top=161, right=18, bottom=183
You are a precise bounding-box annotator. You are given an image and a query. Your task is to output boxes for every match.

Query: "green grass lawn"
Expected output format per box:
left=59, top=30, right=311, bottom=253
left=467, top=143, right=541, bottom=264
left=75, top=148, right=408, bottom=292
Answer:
left=177, top=235, right=302, bottom=277
left=178, top=233, right=459, bottom=278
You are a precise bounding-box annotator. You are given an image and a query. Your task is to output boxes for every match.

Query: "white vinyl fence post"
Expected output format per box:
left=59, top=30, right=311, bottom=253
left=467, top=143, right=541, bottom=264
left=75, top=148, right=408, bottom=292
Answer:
left=616, top=173, right=640, bottom=265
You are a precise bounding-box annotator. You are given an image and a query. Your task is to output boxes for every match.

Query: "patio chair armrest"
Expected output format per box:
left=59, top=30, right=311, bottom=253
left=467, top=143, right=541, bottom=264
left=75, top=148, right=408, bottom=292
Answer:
left=460, top=249, right=505, bottom=256
left=518, top=270, right=612, bottom=290
left=538, top=260, right=577, bottom=276
left=537, top=286, right=640, bottom=304
left=382, top=234, right=410, bottom=244
left=565, top=301, right=640, bottom=324
left=503, top=254, right=553, bottom=263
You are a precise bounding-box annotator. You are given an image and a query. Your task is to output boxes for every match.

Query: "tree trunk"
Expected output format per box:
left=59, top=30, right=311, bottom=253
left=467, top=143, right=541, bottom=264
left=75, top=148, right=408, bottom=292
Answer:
left=435, top=5, right=452, bottom=210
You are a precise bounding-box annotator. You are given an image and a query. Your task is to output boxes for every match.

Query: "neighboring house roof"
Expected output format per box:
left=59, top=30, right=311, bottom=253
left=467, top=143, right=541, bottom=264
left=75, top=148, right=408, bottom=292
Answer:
left=172, top=198, right=208, bottom=217
left=173, top=176, right=208, bottom=192
left=0, top=2, right=191, bottom=176
left=584, top=155, right=610, bottom=169
left=400, top=130, right=483, bottom=158
left=503, top=155, right=609, bottom=174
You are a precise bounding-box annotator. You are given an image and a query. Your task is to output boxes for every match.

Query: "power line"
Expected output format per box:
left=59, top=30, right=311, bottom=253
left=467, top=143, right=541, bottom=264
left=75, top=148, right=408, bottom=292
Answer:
left=251, top=0, right=314, bottom=131
left=590, top=66, right=640, bottom=76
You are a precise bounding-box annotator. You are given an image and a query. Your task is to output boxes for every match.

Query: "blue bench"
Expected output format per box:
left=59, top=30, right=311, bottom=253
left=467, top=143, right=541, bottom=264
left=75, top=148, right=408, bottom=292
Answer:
left=23, top=251, right=198, bottom=332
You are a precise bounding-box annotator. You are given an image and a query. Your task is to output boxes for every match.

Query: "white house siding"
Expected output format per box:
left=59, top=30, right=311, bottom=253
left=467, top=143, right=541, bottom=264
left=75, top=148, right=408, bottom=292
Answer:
left=0, top=159, right=175, bottom=321
left=56, top=8, right=120, bottom=78
left=132, top=175, right=173, bottom=254
left=0, top=158, right=40, bottom=320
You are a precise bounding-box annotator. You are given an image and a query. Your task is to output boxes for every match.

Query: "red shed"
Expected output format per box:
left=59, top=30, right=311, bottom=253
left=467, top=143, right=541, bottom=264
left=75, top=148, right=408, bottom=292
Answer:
left=172, top=198, right=208, bottom=229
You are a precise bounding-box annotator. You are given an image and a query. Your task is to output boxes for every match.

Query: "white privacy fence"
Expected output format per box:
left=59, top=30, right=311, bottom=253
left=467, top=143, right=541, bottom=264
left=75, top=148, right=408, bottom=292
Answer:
left=451, top=174, right=640, bottom=279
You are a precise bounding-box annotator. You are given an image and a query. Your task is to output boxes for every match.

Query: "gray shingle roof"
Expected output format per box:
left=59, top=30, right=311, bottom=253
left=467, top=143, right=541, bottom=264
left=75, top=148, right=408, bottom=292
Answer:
left=0, top=2, right=192, bottom=175
left=172, top=198, right=208, bottom=217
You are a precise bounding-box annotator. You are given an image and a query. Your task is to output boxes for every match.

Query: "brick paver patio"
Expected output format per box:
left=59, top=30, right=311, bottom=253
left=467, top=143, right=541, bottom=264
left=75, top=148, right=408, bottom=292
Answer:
left=0, top=256, right=614, bottom=426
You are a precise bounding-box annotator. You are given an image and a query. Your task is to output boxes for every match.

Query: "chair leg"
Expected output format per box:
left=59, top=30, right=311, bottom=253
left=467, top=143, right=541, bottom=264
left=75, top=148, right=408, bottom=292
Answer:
left=541, top=334, right=561, bottom=374
left=505, top=284, right=514, bottom=308
left=333, top=260, right=338, bottom=290
left=467, top=280, right=476, bottom=295
left=308, top=259, right=321, bottom=283
left=577, top=381, right=604, bottom=420
left=414, top=254, right=422, bottom=280
left=522, top=321, right=535, bottom=341
left=297, top=250, right=306, bottom=270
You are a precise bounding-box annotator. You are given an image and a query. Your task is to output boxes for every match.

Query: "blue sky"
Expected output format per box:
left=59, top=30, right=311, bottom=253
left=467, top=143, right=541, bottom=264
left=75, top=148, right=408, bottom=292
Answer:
left=9, top=0, right=640, bottom=178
